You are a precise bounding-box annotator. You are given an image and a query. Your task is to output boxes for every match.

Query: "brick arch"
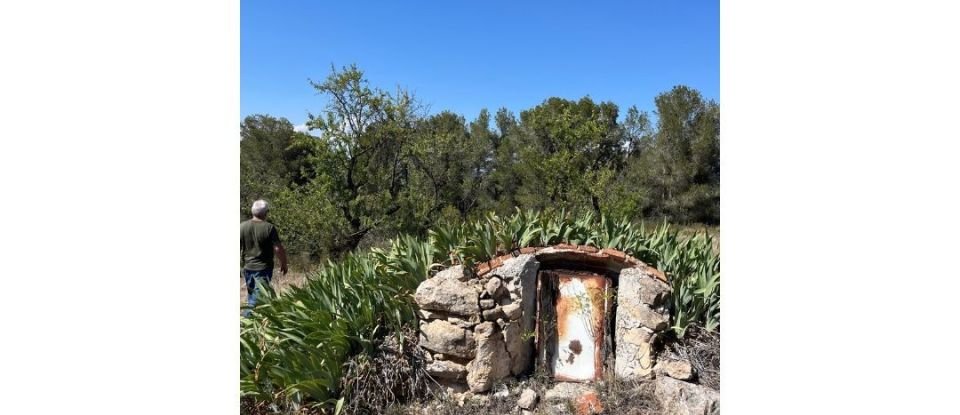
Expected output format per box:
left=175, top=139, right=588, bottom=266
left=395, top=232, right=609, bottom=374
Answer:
left=473, top=244, right=668, bottom=283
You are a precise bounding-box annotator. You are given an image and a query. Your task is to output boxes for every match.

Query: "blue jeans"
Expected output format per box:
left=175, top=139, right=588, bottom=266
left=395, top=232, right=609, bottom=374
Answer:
left=243, top=268, right=273, bottom=316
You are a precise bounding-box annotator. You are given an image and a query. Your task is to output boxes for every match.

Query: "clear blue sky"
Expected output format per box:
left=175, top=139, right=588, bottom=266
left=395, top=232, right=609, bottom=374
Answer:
left=241, top=1, right=718, bottom=129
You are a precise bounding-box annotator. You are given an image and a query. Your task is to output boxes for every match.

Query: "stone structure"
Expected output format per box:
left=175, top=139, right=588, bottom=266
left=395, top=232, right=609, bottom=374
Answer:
left=415, top=245, right=674, bottom=393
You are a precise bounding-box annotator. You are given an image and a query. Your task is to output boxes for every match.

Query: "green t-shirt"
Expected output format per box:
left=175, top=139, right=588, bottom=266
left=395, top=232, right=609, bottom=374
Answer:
left=240, top=219, right=282, bottom=271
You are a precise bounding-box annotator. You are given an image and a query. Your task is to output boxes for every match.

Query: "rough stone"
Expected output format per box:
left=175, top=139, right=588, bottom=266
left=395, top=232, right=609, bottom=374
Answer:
left=482, top=306, right=505, bottom=321
left=492, top=255, right=539, bottom=348
left=448, top=315, right=480, bottom=329
left=614, top=332, right=655, bottom=379
left=465, top=322, right=512, bottom=392
left=620, top=267, right=672, bottom=307
left=653, top=376, right=720, bottom=415
left=656, top=359, right=695, bottom=381
left=415, top=267, right=480, bottom=316
left=502, top=303, right=522, bottom=321
left=485, top=276, right=508, bottom=300
left=517, top=388, right=539, bottom=410
left=479, top=298, right=496, bottom=310
left=418, top=309, right=444, bottom=320
left=425, top=360, right=468, bottom=381
left=502, top=319, right=532, bottom=375
left=419, top=319, right=476, bottom=359
left=617, top=293, right=669, bottom=332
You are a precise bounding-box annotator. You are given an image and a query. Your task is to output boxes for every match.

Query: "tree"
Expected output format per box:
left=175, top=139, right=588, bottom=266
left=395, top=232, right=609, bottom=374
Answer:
left=639, top=85, right=720, bottom=223
left=515, top=97, right=626, bottom=214
left=240, top=114, right=299, bottom=218
left=305, top=64, right=421, bottom=254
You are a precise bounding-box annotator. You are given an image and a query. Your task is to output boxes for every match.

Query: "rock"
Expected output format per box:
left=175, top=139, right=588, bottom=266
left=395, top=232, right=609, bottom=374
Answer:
left=485, top=277, right=507, bottom=300
left=521, top=410, right=534, bottom=415
left=465, top=322, right=512, bottom=392
left=434, top=353, right=445, bottom=361
left=419, top=319, right=476, bottom=359
left=480, top=298, right=496, bottom=310
left=620, top=267, right=671, bottom=307
left=654, top=376, right=720, bottom=415
left=618, top=300, right=669, bottom=331
left=482, top=306, right=505, bottom=321
left=415, top=267, right=480, bottom=316
left=614, top=332, right=655, bottom=379
left=440, top=264, right=474, bottom=281
left=517, top=388, right=539, bottom=410
left=418, top=309, right=444, bottom=320
left=656, top=359, right=695, bottom=381
left=502, top=320, right=532, bottom=375
left=502, top=303, right=522, bottom=320
left=425, top=360, right=468, bottom=381
left=492, top=383, right=510, bottom=398
left=448, top=314, right=480, bottom=329
left=493, top=255, right=539, bottom=351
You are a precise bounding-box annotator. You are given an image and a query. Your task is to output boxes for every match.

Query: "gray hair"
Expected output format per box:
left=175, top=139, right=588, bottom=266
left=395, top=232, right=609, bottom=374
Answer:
left=251, top=199, right=269, bottom=218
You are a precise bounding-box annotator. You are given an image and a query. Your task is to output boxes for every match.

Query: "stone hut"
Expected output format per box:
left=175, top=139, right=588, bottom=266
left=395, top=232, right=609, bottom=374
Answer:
left=414, top=244, right=672, bottom=393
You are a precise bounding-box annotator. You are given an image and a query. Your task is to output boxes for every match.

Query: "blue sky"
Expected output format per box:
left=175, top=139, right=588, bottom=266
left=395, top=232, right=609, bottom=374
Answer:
left=241, top=1, right=718, bottom=130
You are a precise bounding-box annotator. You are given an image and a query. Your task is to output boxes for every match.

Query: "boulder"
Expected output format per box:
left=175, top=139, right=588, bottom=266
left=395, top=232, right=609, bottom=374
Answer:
left=419, top=319, right=476, bottom=359
left=415, top=266, right=480, bottom=316
left=653, top=376, right=720, bottom=415
left=480, top=299, right=496, bottom=310
left=465, top=322, right=512, bottom=392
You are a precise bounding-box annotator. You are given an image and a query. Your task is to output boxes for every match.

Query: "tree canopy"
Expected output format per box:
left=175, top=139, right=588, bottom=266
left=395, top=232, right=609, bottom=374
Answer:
left=241, top=65, right=719, bottom=259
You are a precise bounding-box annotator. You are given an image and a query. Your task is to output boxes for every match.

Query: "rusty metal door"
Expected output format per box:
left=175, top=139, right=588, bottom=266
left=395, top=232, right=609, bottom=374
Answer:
left=537, top=270, right=609, bottom=382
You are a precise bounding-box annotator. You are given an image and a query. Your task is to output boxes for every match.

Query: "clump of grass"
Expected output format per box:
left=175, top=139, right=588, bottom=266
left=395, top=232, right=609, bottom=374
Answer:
left=338, top=327, right=437, bottom=414
left=660, top=325, right=720, bottom=391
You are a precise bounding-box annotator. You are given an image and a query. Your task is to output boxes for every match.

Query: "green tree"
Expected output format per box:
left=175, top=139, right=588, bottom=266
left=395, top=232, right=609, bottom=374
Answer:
left=639, top=85, right=720, bottom=223
left=240, top=114, right=300, bottom=218
left=515, top=97, right=626, bottom=214
left=304, top=64, right=421, bottom=254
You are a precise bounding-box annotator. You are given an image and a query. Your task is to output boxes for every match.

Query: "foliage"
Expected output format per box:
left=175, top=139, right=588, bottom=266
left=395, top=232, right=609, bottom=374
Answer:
left=241, top=210, right=719, bottom=411
left=239, top=65, right=719, bottom=262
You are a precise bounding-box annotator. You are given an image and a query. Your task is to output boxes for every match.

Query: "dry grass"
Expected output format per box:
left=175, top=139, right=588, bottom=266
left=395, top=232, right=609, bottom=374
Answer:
left=660, top=325, right=721, bottom=391
left=239, top=268, right=314, bottom=307
left=338, top=327, right=438, bottom=414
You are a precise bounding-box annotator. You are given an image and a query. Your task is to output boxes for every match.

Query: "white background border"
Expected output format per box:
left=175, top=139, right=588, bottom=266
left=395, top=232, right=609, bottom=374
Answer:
left=1, top=1, right=959, bottom=413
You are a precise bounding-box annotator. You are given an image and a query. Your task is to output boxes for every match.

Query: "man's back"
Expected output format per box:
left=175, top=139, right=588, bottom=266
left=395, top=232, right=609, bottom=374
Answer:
left=240, top=219, right=281, bottom=271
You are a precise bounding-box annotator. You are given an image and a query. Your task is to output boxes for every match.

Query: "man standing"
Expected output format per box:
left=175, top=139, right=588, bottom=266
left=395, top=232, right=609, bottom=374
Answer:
left=241, top=199, right=288, bottom=316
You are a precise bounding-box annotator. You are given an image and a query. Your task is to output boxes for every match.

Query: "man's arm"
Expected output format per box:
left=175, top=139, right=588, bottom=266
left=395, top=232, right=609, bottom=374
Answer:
left=275, top=243, right=288, bottom=275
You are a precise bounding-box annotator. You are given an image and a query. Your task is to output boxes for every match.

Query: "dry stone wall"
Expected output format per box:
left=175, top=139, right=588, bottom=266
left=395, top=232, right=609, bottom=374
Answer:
left=414, top=245, right=673, bottom=393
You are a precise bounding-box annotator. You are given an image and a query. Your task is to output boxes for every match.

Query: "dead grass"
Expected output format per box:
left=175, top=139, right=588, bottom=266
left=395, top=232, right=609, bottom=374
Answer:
left=239, top=268, right=314, bottom=307
left=660, top=325, right=720, bottom=391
